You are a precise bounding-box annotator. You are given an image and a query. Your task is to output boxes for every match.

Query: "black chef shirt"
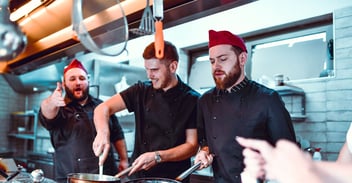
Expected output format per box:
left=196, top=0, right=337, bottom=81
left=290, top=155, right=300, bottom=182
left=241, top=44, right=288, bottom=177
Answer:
left=197, top=78, right=296, bottom=183
left=39, top=95, right=124, bottom=183
left=120, top=76, right=200, bottom=180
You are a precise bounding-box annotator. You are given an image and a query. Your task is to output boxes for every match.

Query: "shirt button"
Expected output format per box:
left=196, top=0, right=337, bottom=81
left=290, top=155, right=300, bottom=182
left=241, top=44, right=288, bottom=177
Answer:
left=75, top=114, right=80, bottom=120
left=213, top=116, right=217, bottom=120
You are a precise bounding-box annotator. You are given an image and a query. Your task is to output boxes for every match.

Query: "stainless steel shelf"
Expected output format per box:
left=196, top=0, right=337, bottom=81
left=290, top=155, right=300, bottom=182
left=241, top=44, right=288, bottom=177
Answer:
left=8, top=133, right=36, bottom=140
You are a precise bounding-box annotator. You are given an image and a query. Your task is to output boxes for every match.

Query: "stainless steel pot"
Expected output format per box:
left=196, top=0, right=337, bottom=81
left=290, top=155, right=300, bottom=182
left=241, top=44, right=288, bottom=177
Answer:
left=67, top=173, right=121, bottom=183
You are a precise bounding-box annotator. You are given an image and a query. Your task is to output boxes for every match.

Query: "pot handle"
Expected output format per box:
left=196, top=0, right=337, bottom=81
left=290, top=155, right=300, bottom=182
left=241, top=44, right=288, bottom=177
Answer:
left=175, top=161, right=201, bottom=181
left=115, top=166, right=133, bottom=178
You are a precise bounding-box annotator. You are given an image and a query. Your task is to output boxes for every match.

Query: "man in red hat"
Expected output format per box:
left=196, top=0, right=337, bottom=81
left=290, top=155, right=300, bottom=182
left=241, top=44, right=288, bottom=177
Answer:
left=194, top=30, right=296, bottom=183
left=39, top=59, right=129, bottom=183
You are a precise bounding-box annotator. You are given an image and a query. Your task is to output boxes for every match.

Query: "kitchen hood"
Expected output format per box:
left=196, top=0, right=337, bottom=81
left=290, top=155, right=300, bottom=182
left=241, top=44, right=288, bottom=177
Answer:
left=1, top=0, right=254, bottom=94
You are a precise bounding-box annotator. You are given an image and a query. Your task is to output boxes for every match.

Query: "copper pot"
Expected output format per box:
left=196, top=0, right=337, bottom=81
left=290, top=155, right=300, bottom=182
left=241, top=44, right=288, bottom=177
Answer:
left=67, top=173, right=121, bottom=183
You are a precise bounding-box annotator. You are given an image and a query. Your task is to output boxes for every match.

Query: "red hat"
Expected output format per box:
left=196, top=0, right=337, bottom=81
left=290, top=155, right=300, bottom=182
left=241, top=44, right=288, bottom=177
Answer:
left=208, top=30, right=247, bottom=52
left=64, top=59, right=88, bottom=74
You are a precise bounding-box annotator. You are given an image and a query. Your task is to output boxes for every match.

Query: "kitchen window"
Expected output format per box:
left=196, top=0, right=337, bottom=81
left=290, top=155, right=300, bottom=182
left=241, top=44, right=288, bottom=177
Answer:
left=187, top=16, right=333, bottom=92
left=246, top=24, right=333, bottom=83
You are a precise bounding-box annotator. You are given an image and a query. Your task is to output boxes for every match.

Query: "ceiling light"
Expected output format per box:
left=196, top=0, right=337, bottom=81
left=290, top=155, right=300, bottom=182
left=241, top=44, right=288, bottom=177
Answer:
left=10, top=0, right=43, bottom=21
left=255, top=32, right=326, bottom=49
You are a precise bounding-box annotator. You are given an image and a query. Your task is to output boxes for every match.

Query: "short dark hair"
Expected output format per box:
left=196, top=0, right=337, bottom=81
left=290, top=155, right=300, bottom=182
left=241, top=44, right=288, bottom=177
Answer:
left=143, top=41, right=179, bottom=64
left=231, top=46, right=244, bottom=56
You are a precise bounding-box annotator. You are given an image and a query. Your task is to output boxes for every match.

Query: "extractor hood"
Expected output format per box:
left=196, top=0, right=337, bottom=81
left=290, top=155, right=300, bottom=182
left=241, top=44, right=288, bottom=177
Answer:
left=2, top=0, right=254, bottom=94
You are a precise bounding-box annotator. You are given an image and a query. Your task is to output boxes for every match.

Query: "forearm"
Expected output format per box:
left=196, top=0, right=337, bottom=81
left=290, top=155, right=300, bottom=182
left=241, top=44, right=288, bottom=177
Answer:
left=158, top=129, right=198, bottom=162
left=93, top=103, right=111, bottom=135
left=158, top=141, right=198, bottom=162
left=314, top=161, right=352, bottom=183
left=40, top=98, right=59, bottom=119
left=114, top=139, right=129, bottom=162
left=337, top=143, right=352, bottom=163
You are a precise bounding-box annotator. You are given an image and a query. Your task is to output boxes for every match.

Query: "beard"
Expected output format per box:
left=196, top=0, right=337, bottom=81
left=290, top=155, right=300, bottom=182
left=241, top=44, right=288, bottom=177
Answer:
left=152, top=68, right=172, bottom=90
left=65, top=85, right=89, bottom=102
left=213, top=59, right=241, bottom=90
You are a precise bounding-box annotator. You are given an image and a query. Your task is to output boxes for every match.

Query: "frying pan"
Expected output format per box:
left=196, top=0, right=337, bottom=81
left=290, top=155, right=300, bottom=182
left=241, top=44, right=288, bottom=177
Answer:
left=67, top=162, right=201, bottom=183
left=122, top=162, right=201, bottom=183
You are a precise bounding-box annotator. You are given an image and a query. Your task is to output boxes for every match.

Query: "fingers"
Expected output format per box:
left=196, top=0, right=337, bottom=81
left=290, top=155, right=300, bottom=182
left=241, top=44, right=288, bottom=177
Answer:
left=195, top=150, right=212, bottom=169
left=50, top=82, right=65, bottom=107
left=92, top=136, right=111, bottom=166
left=237, top=137, right=274, bottom=180
left=100, top=146, right=110, bottom=166
left=236, top=136, right=273, bottom=158
left=242, top=148, right=266, bottom=179
left=56, top=82, right=62, bottom=92
left=129, top=152, right=157, bottom=175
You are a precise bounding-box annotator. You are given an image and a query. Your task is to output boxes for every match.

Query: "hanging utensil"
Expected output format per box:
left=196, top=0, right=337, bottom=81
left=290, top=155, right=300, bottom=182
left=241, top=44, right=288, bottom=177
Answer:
left=130, top=0, right=155, bottom=36
left=72, top=0, right=128, bottom=57
left=153, top=0, right=164, bottom=59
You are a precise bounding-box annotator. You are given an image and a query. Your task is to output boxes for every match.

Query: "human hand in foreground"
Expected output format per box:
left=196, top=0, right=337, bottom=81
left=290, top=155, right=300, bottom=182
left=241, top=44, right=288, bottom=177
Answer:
left=236, top=137, right=320, bottom=183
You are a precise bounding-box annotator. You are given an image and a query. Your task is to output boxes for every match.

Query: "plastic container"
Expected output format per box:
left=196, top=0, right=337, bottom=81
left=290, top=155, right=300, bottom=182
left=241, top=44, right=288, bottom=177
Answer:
left=313, top=148, right=322, bottom=161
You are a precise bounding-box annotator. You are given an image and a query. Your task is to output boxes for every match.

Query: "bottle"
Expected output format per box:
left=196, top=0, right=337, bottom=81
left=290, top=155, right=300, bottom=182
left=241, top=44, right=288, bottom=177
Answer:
left=313, top=148, right=322, bottom=161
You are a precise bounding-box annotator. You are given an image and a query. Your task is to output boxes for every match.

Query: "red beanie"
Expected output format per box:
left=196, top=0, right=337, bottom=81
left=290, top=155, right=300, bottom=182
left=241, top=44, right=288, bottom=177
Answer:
left=208, top=30, right=247, bottom=52
left=64, top=59, right=88, bottom=74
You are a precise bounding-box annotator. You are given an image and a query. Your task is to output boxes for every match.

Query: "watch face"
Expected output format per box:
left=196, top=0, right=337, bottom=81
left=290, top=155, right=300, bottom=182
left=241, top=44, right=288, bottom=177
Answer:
left=155, top=152, right=161, bottom=163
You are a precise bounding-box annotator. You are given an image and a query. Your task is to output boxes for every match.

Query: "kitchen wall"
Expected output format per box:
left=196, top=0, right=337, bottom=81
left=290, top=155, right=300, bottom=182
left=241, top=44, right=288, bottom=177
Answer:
left=291, top=6, right=352, bottom=160
left=0, top=76, right=24, bottom=150
left=0, top=77, right=52, bottom=154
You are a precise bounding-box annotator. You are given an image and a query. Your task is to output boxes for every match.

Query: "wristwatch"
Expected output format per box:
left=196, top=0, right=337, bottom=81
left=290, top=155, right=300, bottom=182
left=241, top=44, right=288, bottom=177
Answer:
left=154, top=151, right=162, bottom=163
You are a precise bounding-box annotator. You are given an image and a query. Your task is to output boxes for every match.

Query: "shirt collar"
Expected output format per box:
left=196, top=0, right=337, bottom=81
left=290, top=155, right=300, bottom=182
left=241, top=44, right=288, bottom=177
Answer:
left=227, top=77, right=249, bottom=93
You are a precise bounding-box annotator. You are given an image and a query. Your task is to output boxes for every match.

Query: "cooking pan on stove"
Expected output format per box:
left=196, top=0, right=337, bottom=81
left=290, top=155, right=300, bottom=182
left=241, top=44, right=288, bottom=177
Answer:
left=67, top=161, right=201, bottom=183
left=67, top=173, right=121, bottom=183
left=122, top=162, right=201, bottom=183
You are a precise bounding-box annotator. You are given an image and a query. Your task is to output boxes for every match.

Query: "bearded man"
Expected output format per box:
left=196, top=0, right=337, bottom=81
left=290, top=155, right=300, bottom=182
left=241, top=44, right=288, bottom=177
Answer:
left=194, top=30, right=297, bottom=183
left=39, top=59, right=128, bottom=183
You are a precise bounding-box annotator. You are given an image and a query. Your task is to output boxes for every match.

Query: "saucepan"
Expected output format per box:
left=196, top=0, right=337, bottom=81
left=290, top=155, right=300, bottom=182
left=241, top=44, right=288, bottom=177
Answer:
left=67, top=173, right=121, bottom=183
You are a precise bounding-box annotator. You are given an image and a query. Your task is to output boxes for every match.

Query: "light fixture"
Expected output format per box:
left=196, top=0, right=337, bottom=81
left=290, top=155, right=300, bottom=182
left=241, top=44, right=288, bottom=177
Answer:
left=196, top=55, right=209, bottom=62
left=10, top=0, right=43, bottom=22
left=255, top=32, right=326, bottom=49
